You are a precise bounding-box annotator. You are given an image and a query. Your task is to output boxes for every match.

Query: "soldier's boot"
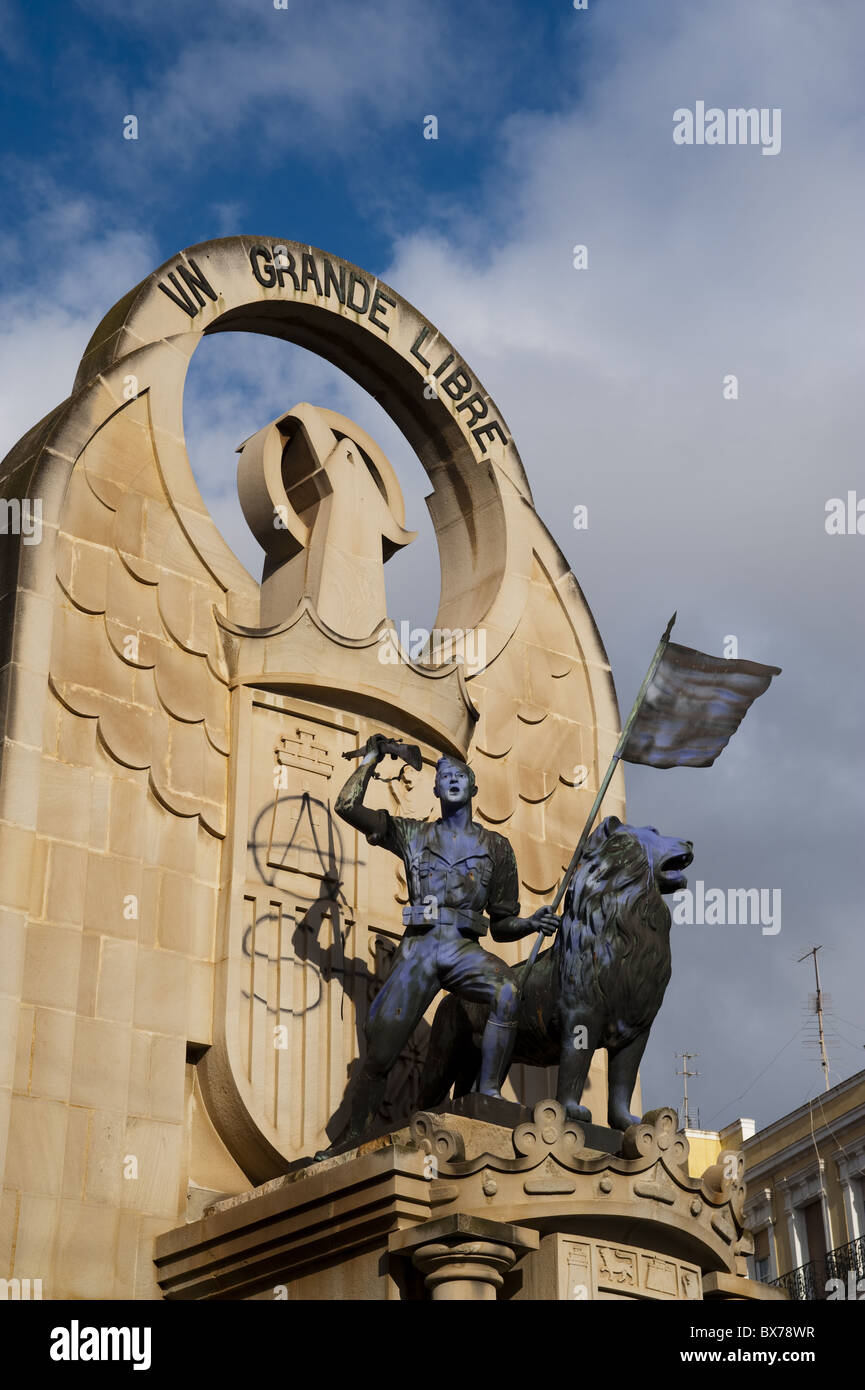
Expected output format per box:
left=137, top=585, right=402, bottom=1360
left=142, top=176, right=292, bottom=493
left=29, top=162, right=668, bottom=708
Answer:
left=314, top=1064, right=387, bottom=1162
left=477, top=1019, right=518, bottom=1100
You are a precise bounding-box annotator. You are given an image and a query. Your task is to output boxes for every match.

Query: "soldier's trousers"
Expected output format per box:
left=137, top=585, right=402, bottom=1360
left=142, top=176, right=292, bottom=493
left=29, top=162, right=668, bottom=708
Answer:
left=365, top=922, right=519, bottom=1076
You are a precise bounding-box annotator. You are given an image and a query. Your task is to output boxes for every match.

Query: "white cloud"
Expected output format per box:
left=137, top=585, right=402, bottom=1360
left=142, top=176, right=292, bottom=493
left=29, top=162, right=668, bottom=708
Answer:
left=0, top=206, right=157, bottom=452
left=378, top=0, right=865, bottom=1125
left=77, top=0, right=509, bottom=174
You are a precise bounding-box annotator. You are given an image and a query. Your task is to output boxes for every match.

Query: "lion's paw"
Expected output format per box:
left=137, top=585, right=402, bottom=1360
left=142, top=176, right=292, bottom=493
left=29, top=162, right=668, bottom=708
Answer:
left=609, top=1108, right=641, bottom=1131
left=564, top=1104, right=593, bottom=1124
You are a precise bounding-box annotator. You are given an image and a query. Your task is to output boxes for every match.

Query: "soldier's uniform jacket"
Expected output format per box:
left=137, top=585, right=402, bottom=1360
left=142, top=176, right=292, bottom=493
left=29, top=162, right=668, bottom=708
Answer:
left=367, top=812, right=520, bottom=938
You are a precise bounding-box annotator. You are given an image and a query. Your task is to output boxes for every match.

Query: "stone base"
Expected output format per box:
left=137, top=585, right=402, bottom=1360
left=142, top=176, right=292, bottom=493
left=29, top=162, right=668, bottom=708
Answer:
left=440, top=1092, right=625, bottom=1157
left=153, top=1101, right=789, bottom=1301
left=443, top=1093, right=533, bottom=1128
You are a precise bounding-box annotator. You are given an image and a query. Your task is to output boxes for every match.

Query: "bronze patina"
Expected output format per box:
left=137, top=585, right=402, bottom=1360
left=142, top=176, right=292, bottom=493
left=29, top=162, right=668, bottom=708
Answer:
left=328, top=735, right=558, bottom=1150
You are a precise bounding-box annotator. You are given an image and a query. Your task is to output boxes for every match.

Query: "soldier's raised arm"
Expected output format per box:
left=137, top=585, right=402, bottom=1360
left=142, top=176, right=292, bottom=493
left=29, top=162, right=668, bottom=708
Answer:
left=335, top=734, right=389, bottom=839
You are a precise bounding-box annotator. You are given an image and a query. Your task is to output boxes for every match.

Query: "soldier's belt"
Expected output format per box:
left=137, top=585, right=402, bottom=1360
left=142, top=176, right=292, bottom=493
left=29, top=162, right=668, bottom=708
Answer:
left=402, top=905, right=488, bottom=936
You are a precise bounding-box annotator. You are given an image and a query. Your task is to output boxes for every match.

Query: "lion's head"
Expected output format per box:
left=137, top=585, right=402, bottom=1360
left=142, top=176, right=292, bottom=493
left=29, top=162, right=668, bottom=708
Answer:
left=562, top=816, right=694, bottom=949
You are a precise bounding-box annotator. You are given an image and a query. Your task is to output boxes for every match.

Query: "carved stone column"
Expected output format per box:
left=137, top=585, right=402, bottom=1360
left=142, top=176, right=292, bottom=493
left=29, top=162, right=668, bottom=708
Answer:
left=835, top=1145, right=865, bottom=1244
left=389, top=1215, right=539, bottom=1301
left=413, top=1238, right=516, bottom=1300
left=745, top=1186, right=780, bottom=1282
left=776, top=1176, right=805, bottom=1269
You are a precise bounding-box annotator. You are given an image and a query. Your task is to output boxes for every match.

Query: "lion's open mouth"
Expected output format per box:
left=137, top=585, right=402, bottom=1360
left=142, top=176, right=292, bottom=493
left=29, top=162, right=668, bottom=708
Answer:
left=658, top=846, right=694, bottom=892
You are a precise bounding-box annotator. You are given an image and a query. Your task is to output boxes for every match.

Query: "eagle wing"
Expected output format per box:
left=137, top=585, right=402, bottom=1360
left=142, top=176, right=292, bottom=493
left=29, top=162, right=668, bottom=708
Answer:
left=50, top=392, right=255, bottom=837
left=468, top=545, right=624, bottom=918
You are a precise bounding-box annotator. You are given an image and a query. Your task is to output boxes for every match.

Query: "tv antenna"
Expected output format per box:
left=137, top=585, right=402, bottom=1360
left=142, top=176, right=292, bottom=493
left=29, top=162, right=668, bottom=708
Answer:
left=675, top=1051, right=701, bottom=1129
left=798, top=945, right=831, bottom=1092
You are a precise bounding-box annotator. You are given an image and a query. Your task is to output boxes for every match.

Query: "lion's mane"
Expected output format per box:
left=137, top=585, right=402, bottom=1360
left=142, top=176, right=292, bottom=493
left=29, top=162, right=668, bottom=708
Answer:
left=556, top=824, right=672, bottom=1043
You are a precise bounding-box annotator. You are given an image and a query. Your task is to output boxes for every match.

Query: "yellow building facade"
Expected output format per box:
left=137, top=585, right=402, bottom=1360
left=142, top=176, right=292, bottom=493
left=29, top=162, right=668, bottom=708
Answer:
left=741, top=1069, right=865, bottom=1298
left=688, top=1071, right=865, bottom=1299
left=684, top=1119, right=755, bottom=1183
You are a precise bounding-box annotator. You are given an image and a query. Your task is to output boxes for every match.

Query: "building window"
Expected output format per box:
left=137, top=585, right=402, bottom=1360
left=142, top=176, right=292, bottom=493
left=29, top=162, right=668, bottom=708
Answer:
left=802, top=1199, right=827, bottom=1265
left=753, top=1226, right=770, bottom=1283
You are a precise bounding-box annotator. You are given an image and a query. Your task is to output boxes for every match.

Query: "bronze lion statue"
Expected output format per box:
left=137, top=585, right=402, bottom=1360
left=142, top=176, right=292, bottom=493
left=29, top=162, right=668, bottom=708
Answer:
left=417, top=816, right=693, bottom=1130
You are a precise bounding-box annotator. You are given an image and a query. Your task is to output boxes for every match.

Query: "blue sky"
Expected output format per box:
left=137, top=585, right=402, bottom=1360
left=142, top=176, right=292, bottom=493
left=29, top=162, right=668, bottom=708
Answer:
left=2, top=0, right=864, bottom=1133
left=0, top=0, right=589, bottom=275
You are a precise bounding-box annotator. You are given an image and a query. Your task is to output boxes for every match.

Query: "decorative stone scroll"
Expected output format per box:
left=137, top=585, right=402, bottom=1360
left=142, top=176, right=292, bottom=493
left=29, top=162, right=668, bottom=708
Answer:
left=406, top=1101, right=756, bottom=1280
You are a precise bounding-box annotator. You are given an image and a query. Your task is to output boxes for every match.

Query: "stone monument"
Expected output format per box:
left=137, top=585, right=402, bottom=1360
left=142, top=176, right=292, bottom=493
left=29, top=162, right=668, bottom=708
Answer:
left=0, top=237, right=782, bottom=1300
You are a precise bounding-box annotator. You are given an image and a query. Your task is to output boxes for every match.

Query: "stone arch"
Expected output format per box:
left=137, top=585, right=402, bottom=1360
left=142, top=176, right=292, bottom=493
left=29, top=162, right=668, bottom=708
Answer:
left=72, top=236, right=536, bottom=657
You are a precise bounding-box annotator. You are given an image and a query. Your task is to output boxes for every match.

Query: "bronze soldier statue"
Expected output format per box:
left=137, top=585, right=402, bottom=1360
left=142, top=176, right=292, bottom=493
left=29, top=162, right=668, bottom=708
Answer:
left=329, top=733, right=558, bottom=1151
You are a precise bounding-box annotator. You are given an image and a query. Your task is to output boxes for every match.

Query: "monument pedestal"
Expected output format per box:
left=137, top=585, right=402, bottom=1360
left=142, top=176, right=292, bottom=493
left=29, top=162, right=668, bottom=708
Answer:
left=153, top=1102, right=788, bottom=1301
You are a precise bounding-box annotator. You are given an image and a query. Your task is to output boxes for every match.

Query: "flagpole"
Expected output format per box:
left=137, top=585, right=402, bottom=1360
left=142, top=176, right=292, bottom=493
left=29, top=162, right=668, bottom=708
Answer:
left=525, top=612, right=677, bottom=968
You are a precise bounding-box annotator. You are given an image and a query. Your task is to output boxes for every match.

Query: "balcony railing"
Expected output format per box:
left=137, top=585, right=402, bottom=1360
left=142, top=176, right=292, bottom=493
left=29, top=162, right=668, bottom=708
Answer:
left=772, top=1234, right=865, bottom=1300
